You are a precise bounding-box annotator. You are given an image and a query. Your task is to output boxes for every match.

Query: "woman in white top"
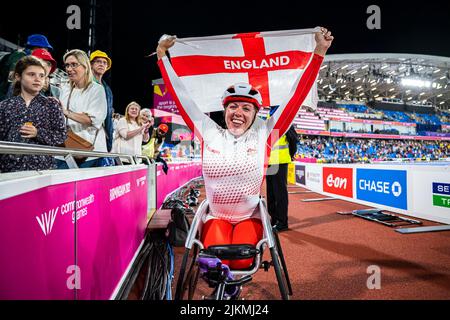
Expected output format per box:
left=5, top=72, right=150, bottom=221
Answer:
left=57, top=49, right=108, bottom=168
left=112, top=101, right=150, bottom=162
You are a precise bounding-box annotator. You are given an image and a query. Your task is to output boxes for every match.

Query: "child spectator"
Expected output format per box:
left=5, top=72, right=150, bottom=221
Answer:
left=0, top=56, right=66, bottom=172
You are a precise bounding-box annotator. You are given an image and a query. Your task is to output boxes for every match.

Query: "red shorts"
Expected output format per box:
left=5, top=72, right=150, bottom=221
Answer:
left=201, top=218, right=263, bottom=270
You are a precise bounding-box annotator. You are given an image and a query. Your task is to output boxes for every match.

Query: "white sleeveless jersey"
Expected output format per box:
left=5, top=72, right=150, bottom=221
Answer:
left=158, top=54, right=323, bottom=223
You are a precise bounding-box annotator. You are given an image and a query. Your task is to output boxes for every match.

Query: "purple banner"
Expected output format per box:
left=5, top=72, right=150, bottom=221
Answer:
left=156, top=162, right=202, bottom=208
left=153, top=84, right=179, bottom=114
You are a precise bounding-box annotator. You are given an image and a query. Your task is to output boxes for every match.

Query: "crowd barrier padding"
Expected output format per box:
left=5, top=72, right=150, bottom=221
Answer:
left=156, top=161, right=203, bottom=208
left=0, top=166, right=148, bottom=299
left=0, top=160, right=204, bottom=299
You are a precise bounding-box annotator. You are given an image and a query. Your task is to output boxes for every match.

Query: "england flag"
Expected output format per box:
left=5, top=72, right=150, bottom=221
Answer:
left=168, top=27, right=321, bottom=113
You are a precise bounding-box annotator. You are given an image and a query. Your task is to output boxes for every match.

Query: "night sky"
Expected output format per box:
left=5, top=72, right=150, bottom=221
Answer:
left=1, top=0, right=449, bottom=114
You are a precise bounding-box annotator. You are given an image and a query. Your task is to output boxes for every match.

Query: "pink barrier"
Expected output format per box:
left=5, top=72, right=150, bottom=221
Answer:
left=0, top=169, right=148, bottom=300
left=76, top=170, right=148, bottom=300
left=156, top=162, right=203, bottom=208
left=0, top=183, right=76, bottom=300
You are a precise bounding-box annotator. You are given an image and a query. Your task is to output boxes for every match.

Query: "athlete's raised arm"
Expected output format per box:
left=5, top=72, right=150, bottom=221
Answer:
left=266, top=27, right=333, bottom=146
left=157, top=37, right=215, bottom=140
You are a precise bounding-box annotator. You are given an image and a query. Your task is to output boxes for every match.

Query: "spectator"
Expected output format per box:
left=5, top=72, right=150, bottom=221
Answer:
left=57, top=49, right=108, bottom=168
left=0, top=34, right=53, bottom=101
left=4, top=49, right=59, bottom=99
left=0, top=56, right=66, bottom=172
left=30, top=49, right=60, bottom=98
left=90, top=50, right=114, bottom=152
left=295, top=135, right=449, bottom=163
left=143, top=123, right=170, bottom=173
left=112, top=101, right=150, bottom=163
left=140, top=108, right=154, bottom=129
left=143, top=122, right=168, bottom=159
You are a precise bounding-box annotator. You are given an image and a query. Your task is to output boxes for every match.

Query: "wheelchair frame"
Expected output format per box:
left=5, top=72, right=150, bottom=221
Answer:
left=175, top=197, right=293, bottom=300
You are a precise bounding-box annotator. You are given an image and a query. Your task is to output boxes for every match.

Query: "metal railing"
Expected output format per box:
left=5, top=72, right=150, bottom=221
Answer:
left=0, top=141, right=153, bottom=169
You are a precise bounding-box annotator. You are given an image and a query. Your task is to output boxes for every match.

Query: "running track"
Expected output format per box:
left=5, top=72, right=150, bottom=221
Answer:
left=131, top=183, right=450, bottom=300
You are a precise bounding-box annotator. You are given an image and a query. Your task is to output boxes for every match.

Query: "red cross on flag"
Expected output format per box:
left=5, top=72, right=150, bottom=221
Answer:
left=168, top=27, right=321, bottom=113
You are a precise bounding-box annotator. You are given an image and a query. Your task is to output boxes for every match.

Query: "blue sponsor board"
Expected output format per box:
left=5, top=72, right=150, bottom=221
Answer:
left=432, top=182, right=450, bottom=196
left=356, top=169, right=407, bottom=210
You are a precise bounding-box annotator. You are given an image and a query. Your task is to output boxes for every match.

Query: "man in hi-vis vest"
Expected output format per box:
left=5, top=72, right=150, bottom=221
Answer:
left=266, top=108, right=296, bottom=232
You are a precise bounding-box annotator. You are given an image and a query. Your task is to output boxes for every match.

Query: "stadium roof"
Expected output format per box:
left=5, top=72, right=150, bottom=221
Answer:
left=320, top=53, right=450, bottom=110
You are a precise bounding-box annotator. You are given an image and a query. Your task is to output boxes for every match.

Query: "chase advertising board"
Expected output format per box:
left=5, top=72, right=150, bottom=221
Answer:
left=356, top=169, right=407, bottom=210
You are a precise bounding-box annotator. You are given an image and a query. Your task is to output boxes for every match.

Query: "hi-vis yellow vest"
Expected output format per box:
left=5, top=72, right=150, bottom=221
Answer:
left=269, top=135, right=292, bottom=165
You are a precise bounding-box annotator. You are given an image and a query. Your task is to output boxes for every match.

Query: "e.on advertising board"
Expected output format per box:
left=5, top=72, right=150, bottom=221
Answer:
left=322, top=167, right=353, bottom=198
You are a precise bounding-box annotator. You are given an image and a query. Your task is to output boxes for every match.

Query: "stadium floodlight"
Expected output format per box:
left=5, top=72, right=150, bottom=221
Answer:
left=401, top=78, right=431, bottom=88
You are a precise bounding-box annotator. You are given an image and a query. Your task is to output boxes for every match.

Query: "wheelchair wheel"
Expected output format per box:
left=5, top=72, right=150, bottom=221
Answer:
left=175, top=245, right=199, bottom=300
left=273, top=231, right=293, bottom=296
left=270, top=247, right=289, bottom=300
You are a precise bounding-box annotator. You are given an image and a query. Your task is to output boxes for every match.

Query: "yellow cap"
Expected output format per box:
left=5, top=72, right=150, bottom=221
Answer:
left=90, top=50, right=112, bottom=70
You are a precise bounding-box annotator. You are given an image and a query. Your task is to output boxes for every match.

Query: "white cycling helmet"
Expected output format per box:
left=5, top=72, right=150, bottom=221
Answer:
left=222, top=83, right=263, bottom=108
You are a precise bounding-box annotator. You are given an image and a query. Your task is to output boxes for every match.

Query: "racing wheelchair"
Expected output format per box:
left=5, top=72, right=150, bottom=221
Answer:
left=175, top=197, right=293, bottom=300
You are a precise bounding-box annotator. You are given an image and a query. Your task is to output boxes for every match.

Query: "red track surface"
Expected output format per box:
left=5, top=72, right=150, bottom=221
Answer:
left=131, top=184, right=450, bottom=300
